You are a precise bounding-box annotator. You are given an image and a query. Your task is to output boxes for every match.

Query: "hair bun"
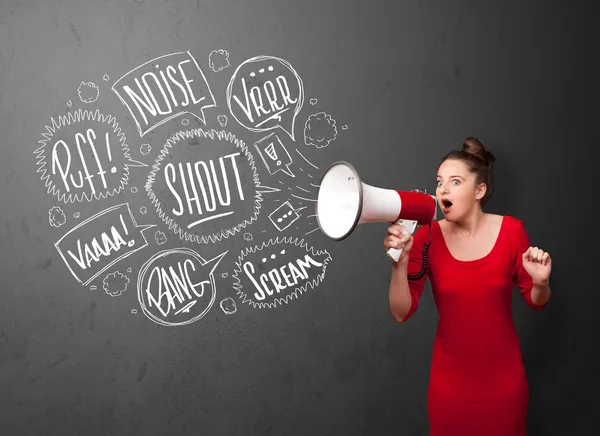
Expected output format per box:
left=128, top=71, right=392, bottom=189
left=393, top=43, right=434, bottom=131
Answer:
left=462, top=136, right=495, bottom=167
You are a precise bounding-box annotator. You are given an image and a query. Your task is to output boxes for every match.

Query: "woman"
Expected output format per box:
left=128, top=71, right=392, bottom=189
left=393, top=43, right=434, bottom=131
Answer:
left=385, top=137, right=552, bottom=436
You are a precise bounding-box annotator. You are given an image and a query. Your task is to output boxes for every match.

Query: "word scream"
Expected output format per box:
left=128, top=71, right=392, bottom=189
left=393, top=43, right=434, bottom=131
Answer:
left=242, top=254, right=323, bottom=301
left=164, top=152, right=245, bottom=228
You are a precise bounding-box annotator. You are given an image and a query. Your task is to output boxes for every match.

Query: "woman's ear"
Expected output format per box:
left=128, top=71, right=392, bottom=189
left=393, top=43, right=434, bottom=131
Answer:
left=475, top=183, right=487, bottom=201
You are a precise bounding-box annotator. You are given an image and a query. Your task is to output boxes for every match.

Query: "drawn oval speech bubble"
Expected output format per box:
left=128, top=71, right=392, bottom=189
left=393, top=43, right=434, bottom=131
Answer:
left=34, top=108, right=147, bottom=203
left=137, top=247, right=227, bottom=326
left=226, top=56, right=304, bottom=140
left=145, top=128, right=279, bottom=244
left=231, top=237, right=332, bottom=309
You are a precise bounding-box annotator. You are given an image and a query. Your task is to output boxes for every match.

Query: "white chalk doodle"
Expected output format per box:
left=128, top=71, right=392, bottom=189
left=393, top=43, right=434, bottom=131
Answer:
left=342, top=125, right=348, bottom=130
left=304, top=112, right=338, bottom=148
left=54, top=203, right=155, bottom=286
left=67, top=101, right=72, bottom=107
left=231, top=236, right=331, bottom=309
left=73, top=212, right=80, bottom=219
left=140, top=206, right=147, bottom=214
left=127, top=267, right=132, bottom=273
left=131, top=186, right=138, bottom=193
left=90, top=285, right=97, bottom=291
left=254, top=132, right=295, bottom=178
left=34, top=108, right=147, bottom=203
left=49, top=206, right=67, bottom=227
left=295, top=148, right=319, bottom=170
left=221, top=272, right=228, bottom=278
left=243, top=232, right=253, bottom=241
left=220, top=297, right=237, bottom=315
left=103, top=74, right=110, bottom=81
left=226, top=56, right=304, bottom=140
left=155, top=230, right=167, bottom=245
left=131, top=309, right=137, bottom=314
left=181, top=118, right=189, bottom=125
left=209, top=49, right=230, bottom=72
left=137, top=247, right=227, bottom=326
left=309, top=98, right=317, bottom=105
left=112, top=51, right=216, bottom=137
left=140, top=143, right=151, bottom=155
left=269, top=201, right=300, bottom=232
left=145, top=128, right=279, bottom=245
left=77, top=81, right=100, bottom=104
left=217, top=114, right=228, bottom=127
left=103, top=271, right=130, bottom=297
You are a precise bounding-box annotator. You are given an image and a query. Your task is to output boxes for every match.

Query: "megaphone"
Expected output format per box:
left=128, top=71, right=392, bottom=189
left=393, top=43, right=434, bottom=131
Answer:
left=316, top=161, right=438, bottom=264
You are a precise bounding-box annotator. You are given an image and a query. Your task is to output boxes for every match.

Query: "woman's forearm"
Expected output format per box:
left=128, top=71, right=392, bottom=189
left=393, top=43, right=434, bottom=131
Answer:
left=531, top=280, right=551, bottom=307
left=389, top=262, right=413, bottom=322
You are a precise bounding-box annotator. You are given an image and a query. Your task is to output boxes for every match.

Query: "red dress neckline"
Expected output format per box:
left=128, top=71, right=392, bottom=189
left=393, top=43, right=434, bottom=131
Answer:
left=434, top=216, right=506, bottom=267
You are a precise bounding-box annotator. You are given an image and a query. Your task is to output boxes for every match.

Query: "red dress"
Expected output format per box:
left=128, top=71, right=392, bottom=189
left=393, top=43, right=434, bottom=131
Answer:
left=402, top=215, right=550, bottom=436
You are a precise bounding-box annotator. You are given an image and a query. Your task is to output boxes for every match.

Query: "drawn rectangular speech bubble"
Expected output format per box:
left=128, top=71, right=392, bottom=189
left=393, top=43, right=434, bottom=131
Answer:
left=112, top=51, right=217, bottom=137
left=254, top=132, right=295, bottom=178
left=55, top=203, right=155, bottom=286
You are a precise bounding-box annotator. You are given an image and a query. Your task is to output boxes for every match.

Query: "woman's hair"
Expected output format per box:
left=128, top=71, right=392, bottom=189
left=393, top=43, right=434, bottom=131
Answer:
left=441, top=137, right=496, bottom=207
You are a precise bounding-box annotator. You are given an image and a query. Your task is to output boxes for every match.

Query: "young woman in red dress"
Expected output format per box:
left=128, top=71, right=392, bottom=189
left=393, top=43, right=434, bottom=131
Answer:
left=384, top=137, right=552, bottom=436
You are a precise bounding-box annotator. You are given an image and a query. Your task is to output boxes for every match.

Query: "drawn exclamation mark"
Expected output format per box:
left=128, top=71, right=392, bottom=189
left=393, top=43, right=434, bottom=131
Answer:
left=106, top=132, right=117, bottom=174
left=119, top=213, right=135, bottom=247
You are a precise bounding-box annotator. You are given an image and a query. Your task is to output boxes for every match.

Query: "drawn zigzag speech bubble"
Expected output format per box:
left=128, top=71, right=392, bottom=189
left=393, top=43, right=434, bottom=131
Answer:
left=231, top=236, right=332, bottom=309
left=145, top=128, right=278, bottom=244
left=34, top=108, right=143, bottom=203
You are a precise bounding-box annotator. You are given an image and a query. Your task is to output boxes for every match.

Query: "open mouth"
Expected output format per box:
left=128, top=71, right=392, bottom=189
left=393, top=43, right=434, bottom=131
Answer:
left=441, top=199, right=453, bottom=211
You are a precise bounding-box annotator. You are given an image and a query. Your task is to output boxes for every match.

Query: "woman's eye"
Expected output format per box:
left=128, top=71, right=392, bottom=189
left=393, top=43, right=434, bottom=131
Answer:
left=452, top=179, right=460, bottom=185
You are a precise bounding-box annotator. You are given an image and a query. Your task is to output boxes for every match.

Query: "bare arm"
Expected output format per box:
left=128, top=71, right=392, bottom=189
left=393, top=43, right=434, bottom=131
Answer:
left=389, top=260, right=413, bottom=322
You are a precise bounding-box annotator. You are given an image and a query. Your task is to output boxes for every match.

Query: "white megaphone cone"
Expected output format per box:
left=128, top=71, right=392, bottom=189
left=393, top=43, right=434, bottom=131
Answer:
left=316, top=161, right=438, bottom=262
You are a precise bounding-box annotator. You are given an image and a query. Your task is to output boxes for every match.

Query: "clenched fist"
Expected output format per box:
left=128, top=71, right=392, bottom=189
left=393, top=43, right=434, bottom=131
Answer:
left=384, top=223, right=414, bottom=264
left=522, top=246, right=552, bottom=285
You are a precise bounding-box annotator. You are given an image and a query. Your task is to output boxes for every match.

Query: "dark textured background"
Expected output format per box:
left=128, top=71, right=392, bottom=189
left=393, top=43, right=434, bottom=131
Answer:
left=1, top=0, right=598, bottom=435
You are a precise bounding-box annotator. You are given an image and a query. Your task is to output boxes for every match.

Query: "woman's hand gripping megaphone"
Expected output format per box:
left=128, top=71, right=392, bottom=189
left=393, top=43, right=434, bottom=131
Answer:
left=384, top=219, right=419, bottom=263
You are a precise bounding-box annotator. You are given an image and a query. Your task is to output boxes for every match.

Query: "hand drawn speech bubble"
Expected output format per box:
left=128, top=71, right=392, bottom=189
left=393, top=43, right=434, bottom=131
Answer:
left=231, top=236, right=331, bottom=309
left=34, top=109, right=147, bottom=203
left=254, top=132, right=295, bottom=178
left=145, top=128, right=279, bottom=245
left=112, top=51, right=217, bottom=137
left=226, top=56, right=304, bottom=140
left=137, top=247, right=227, bottom=326
left=54, top=203, right=155, bottom=286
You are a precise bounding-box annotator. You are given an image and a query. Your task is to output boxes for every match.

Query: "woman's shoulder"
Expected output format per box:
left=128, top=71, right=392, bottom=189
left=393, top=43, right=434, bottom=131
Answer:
left=498, top=214, right=526, bottom=230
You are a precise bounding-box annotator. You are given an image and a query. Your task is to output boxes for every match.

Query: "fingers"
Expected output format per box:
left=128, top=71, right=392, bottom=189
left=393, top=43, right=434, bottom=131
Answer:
left=386, top=224, right=405, bottom=237
left=522, top=246, right=551, bottom=265
left=385, top=233, right=412, bottom=250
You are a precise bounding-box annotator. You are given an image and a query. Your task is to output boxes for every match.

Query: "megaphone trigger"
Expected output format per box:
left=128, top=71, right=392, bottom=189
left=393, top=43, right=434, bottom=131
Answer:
left=386, top=218, right=419, bottom=262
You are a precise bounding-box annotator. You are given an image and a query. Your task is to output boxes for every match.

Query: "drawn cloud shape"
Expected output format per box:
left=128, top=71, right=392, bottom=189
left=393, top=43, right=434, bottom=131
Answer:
left=209, top=49, right=230, bottom=72
left=103, top=271, right=130, bottom=297
left=77, top=81, right=100, bottom=104
left=49, top=206, right=67, bottom=228
left=304, top=112, right=338, bottom=149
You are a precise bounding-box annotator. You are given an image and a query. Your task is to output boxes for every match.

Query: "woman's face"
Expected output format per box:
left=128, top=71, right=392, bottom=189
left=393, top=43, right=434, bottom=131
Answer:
left=435, top=159, right=485, bottom=221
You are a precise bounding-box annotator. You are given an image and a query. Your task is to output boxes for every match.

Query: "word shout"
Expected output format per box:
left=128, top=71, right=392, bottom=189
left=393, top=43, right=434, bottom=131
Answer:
left=164, top=152, right=245, bottom=228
